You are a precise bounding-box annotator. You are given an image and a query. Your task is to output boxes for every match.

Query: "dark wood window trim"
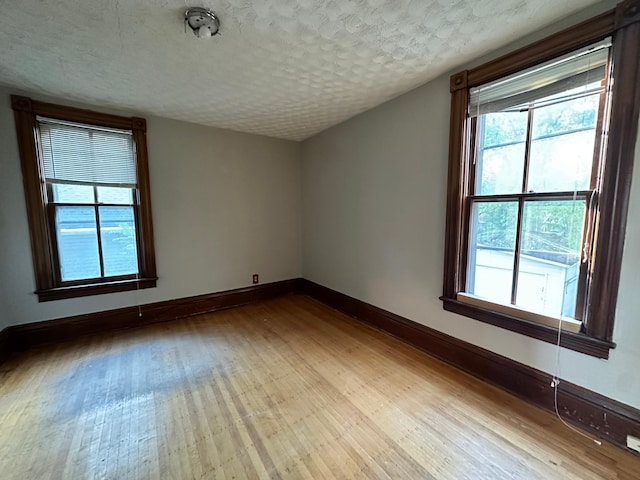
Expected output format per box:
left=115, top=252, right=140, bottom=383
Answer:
left=442, top=0, right=640, bottom=358
left=11, top=96, right=158, bottom=302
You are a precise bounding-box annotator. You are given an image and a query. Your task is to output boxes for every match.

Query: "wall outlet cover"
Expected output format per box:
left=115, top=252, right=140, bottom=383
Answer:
left=627, top=435, right=640, bottom=453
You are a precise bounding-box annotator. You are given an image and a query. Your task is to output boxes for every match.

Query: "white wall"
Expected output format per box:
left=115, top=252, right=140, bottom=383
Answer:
left=301, top=2, right=640, bottom=409
left=0, top=87, right=301, bottom=328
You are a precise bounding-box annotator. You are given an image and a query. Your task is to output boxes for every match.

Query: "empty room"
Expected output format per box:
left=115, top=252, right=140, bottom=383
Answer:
left=1, top=0, right=640, bottom=478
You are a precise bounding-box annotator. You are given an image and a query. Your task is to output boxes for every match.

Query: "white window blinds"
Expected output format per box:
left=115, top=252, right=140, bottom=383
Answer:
left=469, top=38, right=611, bottom=117
left=38, top=117, right=137, bottom=187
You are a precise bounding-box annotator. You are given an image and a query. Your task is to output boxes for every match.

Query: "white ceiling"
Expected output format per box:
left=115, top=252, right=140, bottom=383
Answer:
left=0, top=0, right=602, bottom=141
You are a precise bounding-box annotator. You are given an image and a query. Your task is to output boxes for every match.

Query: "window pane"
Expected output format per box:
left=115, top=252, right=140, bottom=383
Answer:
left=528, top=130, right=596, bottom=193
left=467, top=202, right=518, bottom=304
left=481, top=111, right=528, bottom=147
left=97, top=186, right=134, bottom=205
left=516, top=200, right=586, bottom=318
left=531, top=91, right=599, bottom=138
left=476, top=111, right=528, bottom=195
left=99, top=207, right=138, bottom=277
left=55, top=206, right=101, bottom=281
left=476, top=143, right=526, bottom=195
left=51, top=184, right=94, bottom=203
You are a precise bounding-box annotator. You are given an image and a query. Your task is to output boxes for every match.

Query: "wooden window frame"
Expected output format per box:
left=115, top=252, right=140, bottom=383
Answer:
left=11, top=96, right=158, bottom=302
left=441, top=0, right=640, bottom=359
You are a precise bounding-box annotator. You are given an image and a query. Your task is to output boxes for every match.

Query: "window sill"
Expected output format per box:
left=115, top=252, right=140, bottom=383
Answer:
left=37, top=277, right=157, bottom=302
left=440, top=296, right=615, bottom=359
left=456, top=293, right=583, bottom=333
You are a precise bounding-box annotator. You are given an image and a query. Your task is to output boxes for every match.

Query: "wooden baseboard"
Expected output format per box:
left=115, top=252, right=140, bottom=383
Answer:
left=2, top=279, right=299, bottom=354
left=298, top=279, right=640, bottom=454
left=0, top=328, right=10, bottom=365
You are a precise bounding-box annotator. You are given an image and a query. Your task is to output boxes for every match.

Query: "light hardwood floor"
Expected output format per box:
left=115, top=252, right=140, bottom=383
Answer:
left=1, top=294, right=638, bottom=479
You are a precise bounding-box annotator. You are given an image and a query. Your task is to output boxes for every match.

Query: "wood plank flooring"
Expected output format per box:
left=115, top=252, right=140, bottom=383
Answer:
left=0, top=294, right=638, bottom=479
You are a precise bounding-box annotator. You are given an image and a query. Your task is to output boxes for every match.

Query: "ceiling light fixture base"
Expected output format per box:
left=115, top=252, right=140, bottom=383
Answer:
left=184, top=7, right=220, bottom=39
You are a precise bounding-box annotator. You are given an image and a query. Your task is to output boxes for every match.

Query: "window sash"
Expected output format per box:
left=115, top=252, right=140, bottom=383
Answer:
left=465, top=194, right=593, bottom=321
left=45, top=182, right=140, bottom=285
left=465, top=82, right=604, bottom=324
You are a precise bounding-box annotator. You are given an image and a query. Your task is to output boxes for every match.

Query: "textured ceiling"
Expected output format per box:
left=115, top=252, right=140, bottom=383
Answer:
left=0, top=0, right=602, bottom=141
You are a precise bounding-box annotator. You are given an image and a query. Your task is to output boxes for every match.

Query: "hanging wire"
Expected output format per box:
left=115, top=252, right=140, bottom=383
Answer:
left=550, top=51, right=602, bottom=447
left=551, top=316, right=601, bottom=445
left=136, top=271, right=142, bottom=317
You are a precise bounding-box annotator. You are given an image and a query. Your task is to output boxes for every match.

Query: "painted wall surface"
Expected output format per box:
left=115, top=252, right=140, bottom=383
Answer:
left=0, top=88, right=301, bottom=327
left=301, top=4, right=640, bottom=409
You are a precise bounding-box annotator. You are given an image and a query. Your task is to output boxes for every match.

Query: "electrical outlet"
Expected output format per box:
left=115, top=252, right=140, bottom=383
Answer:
left=627, top=435, right=640, bottom=453
left=252, top=274, right=259, bottom=284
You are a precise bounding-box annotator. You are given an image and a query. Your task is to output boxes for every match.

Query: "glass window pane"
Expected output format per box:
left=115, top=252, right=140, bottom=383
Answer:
left=481, top=111, right=528, bottom=147
left=527, top=92, right=600, bottom=193
left=97, top=186, right=134, bottom=205
left=476, top=143, right=526, bottom=195
left=99, top=206, right=138, bottom=277
left=532, top=92, right=599, bottom=138
left=527, top=130, right=596, bottom=193
left=466, top=201, right=518, bottom=304
left=476, top=111, right=528, bottom=195
left=55, top=206, right=101, bottom=281
left=516, top=200, right=586, bottom=318
left=51, top=184, right=94, bottom=203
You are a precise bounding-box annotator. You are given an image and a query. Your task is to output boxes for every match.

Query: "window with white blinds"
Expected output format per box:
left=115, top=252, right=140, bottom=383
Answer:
left=458, top=39, right=615, bottom=325
left=12, top=96, right=157, bottom=301
left=36, top=117, right=141, bottom=284
left=441, top=2, right=639, bottom=356
left=38, top=117, right=137, bottom=187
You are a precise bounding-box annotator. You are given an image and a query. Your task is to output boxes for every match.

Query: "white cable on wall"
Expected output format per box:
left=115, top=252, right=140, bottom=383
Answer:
left=550, top=80, right=602, bottom=444
left=551, top=315, right=601, bottom=446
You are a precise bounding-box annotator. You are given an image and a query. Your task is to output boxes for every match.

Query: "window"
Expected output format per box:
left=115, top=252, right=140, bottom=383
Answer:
left=464, top=41, right=610, bottom=332
left=442, top=1, right=640, bottom=358
left=11, top=96, right=157, bottom=301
